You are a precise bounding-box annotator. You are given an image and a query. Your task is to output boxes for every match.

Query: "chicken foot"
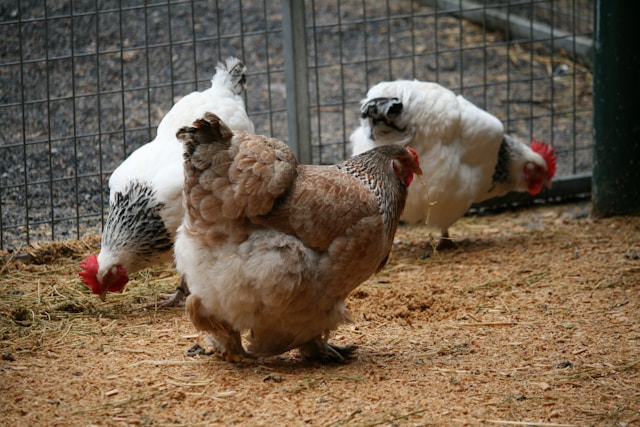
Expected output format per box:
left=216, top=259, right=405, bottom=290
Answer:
left=297, top=336, right=357, bottom=363
left=186, top=294, right=251, bottom=362
left=435, top=229, right=459, bottom=251
left=145, top=276, right=190, bottom=309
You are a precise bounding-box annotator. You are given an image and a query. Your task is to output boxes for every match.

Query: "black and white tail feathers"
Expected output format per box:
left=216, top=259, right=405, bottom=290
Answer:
left=359, top=97, right=415, bottom=146
left=214, top=57, right=248, bottom=96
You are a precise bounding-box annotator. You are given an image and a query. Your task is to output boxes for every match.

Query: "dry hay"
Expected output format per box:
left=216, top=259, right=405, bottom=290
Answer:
left=1, top=202, right=639, bottom=426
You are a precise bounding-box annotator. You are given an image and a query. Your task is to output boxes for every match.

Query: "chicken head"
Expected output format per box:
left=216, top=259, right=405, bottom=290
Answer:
left=79, top=254, right=129, bottom=301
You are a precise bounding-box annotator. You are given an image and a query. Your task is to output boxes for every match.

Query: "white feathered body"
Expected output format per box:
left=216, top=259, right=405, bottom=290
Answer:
left=351, top=80, right=547, bottom=236
left=96, top=58, right=255, bottom=281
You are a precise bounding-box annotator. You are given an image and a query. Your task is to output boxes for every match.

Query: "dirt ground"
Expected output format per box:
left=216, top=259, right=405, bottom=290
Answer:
left=1, top=201, right=638, bottom=427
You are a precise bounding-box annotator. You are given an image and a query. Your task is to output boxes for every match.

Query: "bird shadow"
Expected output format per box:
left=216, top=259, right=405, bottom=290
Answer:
left=397, top=232, right=546, bottom=262
left=184, top=345, right=374, bottom=372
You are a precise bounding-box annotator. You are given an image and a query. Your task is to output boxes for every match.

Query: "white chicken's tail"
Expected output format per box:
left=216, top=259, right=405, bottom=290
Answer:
left=359, top=97, right=415, bottom=146
left=212, top=56, right=248, bottom=96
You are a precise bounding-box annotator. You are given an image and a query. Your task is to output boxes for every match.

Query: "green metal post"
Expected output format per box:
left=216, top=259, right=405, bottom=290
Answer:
left=282, top=0, right=312, bottom=165
left=592, top=0, right=640, bottom=217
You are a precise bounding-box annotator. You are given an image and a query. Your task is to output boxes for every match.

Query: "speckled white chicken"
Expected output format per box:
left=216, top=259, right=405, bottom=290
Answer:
left=350, top=80, right=556, bottom=249
left=174, top=112, right=422, bottom=362
left=79, top=57, right=255, bottom=304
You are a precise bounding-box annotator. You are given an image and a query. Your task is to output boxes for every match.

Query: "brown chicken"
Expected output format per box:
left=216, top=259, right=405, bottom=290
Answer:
left=174, top=112, right=422, bottom=362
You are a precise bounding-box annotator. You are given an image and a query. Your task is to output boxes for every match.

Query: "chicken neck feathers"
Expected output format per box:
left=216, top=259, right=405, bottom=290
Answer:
left=101, top=181, right=173, bottom=262
left=481, top=133, right=547, bottom=201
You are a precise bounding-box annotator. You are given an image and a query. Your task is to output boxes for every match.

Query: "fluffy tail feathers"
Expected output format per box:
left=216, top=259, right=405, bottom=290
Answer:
left=177, top=112, right=233, bottom=163
left=176, top=112, right=298, bottom=221
left=359, top=97, right=415, bottom=146
left=361, top=97, right=403, bottom=131
left=213, top=57, right=248, bottom=96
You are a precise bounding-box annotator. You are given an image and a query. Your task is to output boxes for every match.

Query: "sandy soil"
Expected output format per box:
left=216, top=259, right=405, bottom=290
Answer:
left=1, top=201, right=638, bottom=426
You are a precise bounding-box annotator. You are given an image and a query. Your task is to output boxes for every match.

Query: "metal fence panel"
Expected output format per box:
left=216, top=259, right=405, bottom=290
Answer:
left=0, top=0, right=593, bottom=250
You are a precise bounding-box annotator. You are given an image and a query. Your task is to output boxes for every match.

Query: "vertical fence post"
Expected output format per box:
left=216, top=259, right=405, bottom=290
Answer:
left=592, top=0, right=640, bottom=217
left=282, top=0, right=312, bottom=164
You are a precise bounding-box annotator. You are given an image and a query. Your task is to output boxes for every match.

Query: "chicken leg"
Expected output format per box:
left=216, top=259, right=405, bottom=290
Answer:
left=186, top=294, right=249, bottom=362
left=436, top=229, right=459, bottom=251
left=144, top=276, right=190, bottom=309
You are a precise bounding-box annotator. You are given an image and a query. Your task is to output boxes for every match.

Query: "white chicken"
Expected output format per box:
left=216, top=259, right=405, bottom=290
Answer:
left=350, top=80, right=557, bottom=249
left=79, top=57, right=255, bottom=304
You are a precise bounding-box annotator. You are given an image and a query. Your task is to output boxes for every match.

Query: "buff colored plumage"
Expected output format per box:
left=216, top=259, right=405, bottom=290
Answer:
left=174, top=112, right=422, bottom=362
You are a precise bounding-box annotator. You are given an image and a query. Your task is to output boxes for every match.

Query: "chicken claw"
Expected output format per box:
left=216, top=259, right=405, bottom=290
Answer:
left=144, top=277, right=190, bottom=309
left=298, top=337, right=358, bottom=363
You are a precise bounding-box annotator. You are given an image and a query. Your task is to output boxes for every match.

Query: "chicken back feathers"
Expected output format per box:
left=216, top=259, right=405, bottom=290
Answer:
left=350, top=80, right=556, bottom=246
left=80, top=57, right=254, bottom=299
left=174, top=112, right=422, bottom=361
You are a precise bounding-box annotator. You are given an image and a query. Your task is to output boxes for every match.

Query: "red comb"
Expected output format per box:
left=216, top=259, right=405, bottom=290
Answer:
left=407, top=146, right=419, bottom=161
left=79, top=254, right=101, bottom=294
left=531, top=140, right=557, bottom=178
left=406, top=146, right=423, bottom=176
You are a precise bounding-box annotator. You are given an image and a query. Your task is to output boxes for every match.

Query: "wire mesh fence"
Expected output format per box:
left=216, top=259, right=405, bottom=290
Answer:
left=0, top=0, right=593, bottom=250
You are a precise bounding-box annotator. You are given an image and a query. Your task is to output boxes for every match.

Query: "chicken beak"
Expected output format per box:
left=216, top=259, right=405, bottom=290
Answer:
left=544, top=178, right=553, bottom=190
left=99, top=287, right=109, bottom=302
left=414, top=166, right=423, bottom=177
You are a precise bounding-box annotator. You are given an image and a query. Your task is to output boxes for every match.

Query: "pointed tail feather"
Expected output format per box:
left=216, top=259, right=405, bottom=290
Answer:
left=214, top=56, right=248, bottom=95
